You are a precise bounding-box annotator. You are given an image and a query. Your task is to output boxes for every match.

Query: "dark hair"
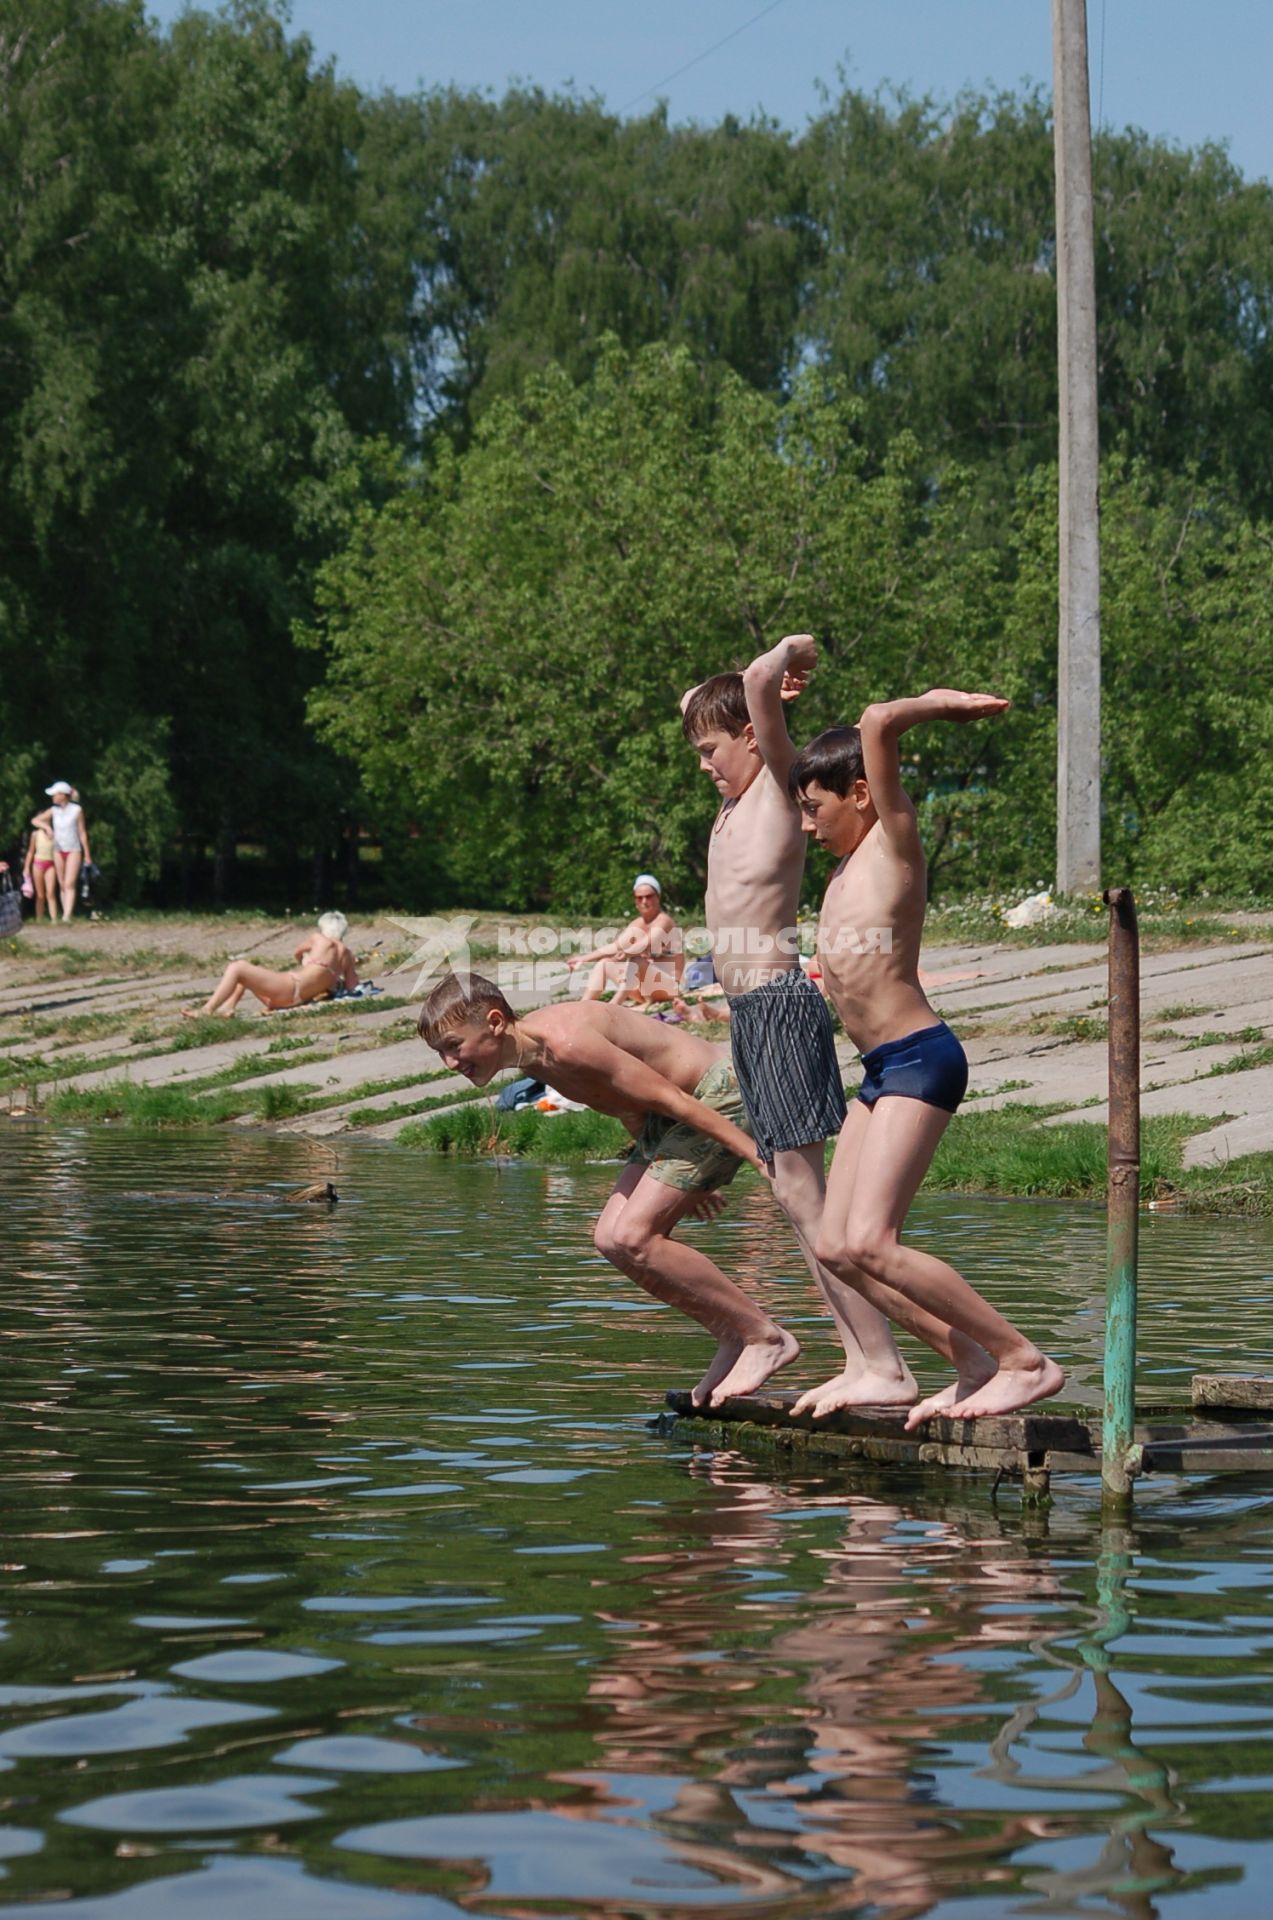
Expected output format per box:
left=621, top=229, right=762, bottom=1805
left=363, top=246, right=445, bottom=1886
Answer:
left=788, top=726, right=865, bottom=799
left=682, top=672, right=750, bottom=742
left=417, top=970, right=515, bottom=1048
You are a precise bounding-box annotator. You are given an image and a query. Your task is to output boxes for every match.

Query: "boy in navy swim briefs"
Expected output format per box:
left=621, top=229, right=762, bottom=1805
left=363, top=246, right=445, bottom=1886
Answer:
left=789, top=689, right=1065, bottom=1428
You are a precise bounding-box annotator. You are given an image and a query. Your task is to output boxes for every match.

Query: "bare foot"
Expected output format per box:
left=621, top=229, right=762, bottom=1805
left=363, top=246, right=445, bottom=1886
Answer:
left=690, top=1339, right=743, bottom=1408
left=944, top=1355, right=1066, bottom=1421
left=791, top=1362, right=919, bottom=1418
left=708, top=1329, right=800, bottom=1407
left=903, top=1338, right=997, bottom=1431
left=904, top=1382, right=963, bottom=1429
left=180, top=1008, right=202, bottom=1020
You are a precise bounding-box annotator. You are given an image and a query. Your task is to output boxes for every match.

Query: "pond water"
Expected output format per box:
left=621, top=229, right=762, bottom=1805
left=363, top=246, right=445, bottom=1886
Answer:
left=2, top=1127, right=1273, bottom=1919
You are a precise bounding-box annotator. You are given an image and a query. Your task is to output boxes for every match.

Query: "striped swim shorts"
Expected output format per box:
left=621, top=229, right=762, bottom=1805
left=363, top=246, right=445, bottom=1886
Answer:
left=729, top=968, right=848, bottom=1162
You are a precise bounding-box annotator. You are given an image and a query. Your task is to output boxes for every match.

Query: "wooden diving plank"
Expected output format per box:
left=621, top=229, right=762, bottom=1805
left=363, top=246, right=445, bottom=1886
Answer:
left=663, top=1390, right=1094, bottom=1456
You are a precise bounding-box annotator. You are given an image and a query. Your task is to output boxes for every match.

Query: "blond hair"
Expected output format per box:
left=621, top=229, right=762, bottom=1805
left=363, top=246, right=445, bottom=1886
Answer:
left=417, top=970, right=515, bottom=1049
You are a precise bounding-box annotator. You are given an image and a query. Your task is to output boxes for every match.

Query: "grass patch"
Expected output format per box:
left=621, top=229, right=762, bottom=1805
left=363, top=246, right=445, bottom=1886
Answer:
left=399, top=1097, right=1272, bottom=1215
left=42, top=1079, right=313, bottom=1127
left=161, top=1014, right=235, bottom=1052
left=925, top=1106, right=1271, bottom=1215
left=964, top=1078, right=1031, bottom=1101
left=0, top=1048, right=144, bottom=1096
left=924, top=1105, right=1175, bottom=1198
left=1184, top=1026, right=1265, bottom=1051
left=343, top=1084, right=489, bottom=1129
left=924, top=900, right=1255, bottom=951
left=1029, top=1013, right=1108, bottom=1043
left=38, top=945, right=111, bottom=976
left=22, top=1010, right=134, bottom=1042
left=1152, top=1003, right=1212, bottom=1024
left=1203, top=1043, right=1273, bottom=1077
left=400, top=1103, right=630, bottom=1160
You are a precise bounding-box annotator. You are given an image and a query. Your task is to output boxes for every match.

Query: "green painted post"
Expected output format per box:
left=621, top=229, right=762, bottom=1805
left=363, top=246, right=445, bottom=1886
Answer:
left=1103, top=888, right=1140, bottom=1504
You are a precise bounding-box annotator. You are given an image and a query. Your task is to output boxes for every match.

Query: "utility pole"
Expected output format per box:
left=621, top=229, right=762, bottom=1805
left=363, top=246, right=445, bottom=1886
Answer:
left=1052, top=0, right=1101, bottom=893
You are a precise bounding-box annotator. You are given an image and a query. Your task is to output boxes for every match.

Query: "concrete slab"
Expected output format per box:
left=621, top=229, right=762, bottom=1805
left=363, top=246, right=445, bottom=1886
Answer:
left=228, top=1037, right=432, bottom=1096
left=276, top=1071, right=480, bottom=1136
left=1048, top=1062, right=1273, bottom=1130
left=1182, top=1112, right=1273, bottom=1168
left=52, top=1032, right=284, bottom=1092
left=932, top=943, right=1269, bottom=1020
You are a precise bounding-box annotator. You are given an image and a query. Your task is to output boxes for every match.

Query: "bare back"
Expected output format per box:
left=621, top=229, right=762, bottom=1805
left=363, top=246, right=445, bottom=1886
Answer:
left=298, top=933, right=357, bottom=987
left=522, top=1001, right=726, bottom=1128
left=705, top=767, right=806, bottom=998
left=816, top=811, right=934, bottom=1054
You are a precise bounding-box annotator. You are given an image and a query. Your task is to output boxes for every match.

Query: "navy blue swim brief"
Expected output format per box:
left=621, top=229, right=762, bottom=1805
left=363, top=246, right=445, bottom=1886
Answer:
left=856, top=1022, right=968, bottom=1115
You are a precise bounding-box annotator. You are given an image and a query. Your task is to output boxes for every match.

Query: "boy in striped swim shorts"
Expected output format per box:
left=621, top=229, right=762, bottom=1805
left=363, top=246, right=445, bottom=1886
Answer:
left=681, top=637, right=917, bottom=1416
left=790, top=689, right=1064, bottom=1425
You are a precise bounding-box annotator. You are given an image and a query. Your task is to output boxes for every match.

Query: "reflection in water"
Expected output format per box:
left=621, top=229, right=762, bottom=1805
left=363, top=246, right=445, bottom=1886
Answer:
left=0, top=1129, right=1270, bottom=1916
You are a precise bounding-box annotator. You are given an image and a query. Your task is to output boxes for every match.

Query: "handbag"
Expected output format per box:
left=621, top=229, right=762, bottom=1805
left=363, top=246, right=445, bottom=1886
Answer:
left=0, top=872, right=22, bottom=938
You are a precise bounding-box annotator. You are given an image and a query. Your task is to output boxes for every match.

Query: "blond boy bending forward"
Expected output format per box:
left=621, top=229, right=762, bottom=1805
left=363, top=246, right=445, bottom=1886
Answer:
left=419, top=974, right=799, bottom=1407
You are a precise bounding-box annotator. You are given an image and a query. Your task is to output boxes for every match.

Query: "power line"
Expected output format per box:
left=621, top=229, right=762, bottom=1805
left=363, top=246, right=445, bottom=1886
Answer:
left=617, top=0, right=790, bottom=116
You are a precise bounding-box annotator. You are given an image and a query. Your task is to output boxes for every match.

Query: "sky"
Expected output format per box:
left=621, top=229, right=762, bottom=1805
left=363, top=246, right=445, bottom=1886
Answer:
left=143, top=0, right=1272, bottom=186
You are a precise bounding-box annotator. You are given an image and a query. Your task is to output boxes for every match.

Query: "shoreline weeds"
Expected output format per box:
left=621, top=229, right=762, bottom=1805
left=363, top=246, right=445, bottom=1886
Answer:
left=3, top=909, right=1271, bottom=1216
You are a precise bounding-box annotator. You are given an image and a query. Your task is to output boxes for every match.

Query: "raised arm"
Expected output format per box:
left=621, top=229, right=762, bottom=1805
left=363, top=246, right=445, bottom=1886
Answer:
left=741, top=633, right=815, bottom=786
left=859, top=690, right=1009, bottom=855
left=30, top=808, right=52, bottom=831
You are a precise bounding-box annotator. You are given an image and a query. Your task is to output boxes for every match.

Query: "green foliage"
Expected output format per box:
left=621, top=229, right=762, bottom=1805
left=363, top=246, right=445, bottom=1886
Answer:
left=4, top=9, right=1272, bottom=905
left=403, top=89, right=810, bottom=430
left=402, top=1095, right=1271, bottom=1215
left=307, top=341, right=1004, bottom=906
left=43, top=1077, right=309, bottom=1126
left=1, top=0, right=410, bottom=886
left=309, top=344, right=1273, bottom=904
left=402, top=1103, right=630, bottom=1160
left=987, top=462, right=1273, bottom=895
left=803, top=88, right=1273, bottom=506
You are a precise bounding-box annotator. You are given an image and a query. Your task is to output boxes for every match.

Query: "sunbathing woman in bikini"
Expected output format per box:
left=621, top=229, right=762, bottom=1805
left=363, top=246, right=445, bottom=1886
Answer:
left=183, top=912, right=358, bottom=1017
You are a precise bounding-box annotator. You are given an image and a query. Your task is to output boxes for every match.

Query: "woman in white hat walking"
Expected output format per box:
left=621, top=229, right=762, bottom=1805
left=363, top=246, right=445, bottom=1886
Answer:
left=30, top=782, right=92, bottom=921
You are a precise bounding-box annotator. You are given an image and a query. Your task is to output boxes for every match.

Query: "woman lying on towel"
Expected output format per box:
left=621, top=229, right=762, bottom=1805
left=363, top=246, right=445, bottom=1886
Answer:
left=183, top=913, right=358, bottom=1018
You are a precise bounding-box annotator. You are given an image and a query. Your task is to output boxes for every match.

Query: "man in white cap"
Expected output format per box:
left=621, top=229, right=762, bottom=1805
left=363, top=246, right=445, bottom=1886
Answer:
left=30, top=782, right=91, bottom=920
left=566, top=874, right=684, bottom=1006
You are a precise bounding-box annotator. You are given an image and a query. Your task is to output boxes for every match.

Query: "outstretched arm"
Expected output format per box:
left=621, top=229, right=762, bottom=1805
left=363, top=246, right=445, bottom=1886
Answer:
left=742, top=633, right=816, bottom=786
left=858, top=690, right=1009, bottom=855
left=558, top=1033, right=761, bottom=1170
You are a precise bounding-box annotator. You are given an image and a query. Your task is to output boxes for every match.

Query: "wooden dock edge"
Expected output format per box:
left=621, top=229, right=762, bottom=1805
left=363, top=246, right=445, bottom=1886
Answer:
left=657, top=1387, right=1273, bottom=1489
left=1192, top=1375, right=1273, bottom=1415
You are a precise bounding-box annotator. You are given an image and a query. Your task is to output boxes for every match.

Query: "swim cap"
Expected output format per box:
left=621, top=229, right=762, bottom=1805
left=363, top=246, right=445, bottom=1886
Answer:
left=633, top=873, right=661, bottom=895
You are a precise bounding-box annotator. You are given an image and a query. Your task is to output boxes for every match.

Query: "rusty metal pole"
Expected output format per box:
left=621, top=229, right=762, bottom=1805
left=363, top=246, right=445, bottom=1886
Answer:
left=1103, top=888, right=1140, bottom=1503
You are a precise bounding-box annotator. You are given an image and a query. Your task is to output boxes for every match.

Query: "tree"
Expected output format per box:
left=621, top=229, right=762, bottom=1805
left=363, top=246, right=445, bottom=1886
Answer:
left=306, top=341, right=1005, bottom=909
left=802, top=87, right=1273, bottom=514
left=401, top=87, right=812, bottom=434
left=1, top=0, right=419, bottom=894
